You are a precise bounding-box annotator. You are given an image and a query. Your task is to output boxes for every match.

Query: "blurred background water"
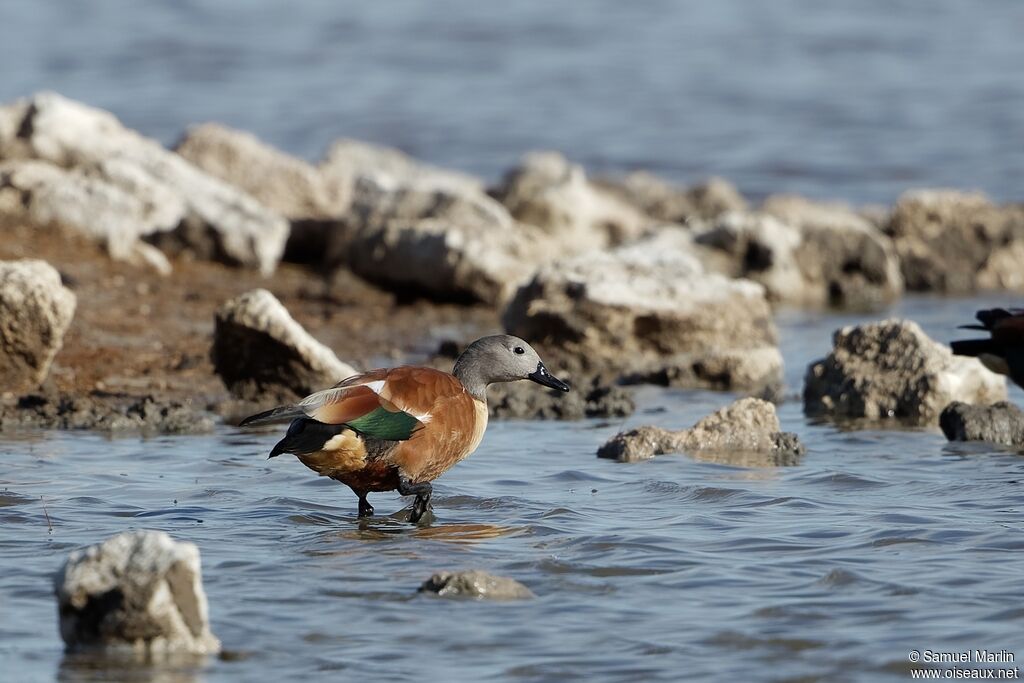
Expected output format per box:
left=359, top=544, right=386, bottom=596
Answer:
left=2, top=0, right=1022, bottom=204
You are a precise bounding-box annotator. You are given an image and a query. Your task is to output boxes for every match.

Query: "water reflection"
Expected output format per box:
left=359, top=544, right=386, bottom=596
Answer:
left=57, top=650, right=212, bottom=683
left=687, top=448, right=805, bottom=469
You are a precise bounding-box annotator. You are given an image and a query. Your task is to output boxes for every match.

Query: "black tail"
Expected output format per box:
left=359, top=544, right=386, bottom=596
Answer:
left=950, top=339, right=995, bottom=358
left=268, top=418, right=346, bottom=458
left=239, top=405, right=306, bottom=427
left=975, top=308, right=1021, bottom=329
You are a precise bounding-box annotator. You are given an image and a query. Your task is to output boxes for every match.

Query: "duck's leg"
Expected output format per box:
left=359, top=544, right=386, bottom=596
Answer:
left=398, top=476, right=432, bottom=523
left=358, top=494, right=374, bottom=517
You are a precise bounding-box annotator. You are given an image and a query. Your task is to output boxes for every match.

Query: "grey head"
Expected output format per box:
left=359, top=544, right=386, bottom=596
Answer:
left=452, top=334, right=570, bottom=401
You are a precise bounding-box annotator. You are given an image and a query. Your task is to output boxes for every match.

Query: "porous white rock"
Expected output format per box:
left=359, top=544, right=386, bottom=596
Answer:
left=53, top=530, right=220, bottom=655
left=0, top=259, right=76, bottom=394
left=598, top=398, right=804, bottom=463
left=0, top=92, right=288, bottom=274
left=804, top=319, right=1006, bottom=422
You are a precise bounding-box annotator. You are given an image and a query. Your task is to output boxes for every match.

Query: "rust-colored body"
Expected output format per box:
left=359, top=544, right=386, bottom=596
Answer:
left=295, top=366, right=489, bottom=496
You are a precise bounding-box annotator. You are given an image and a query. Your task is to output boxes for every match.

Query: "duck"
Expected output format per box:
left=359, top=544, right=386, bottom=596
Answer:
left=951, top=308, right=1024, bottom=389
left=240, top=335, right=570, bottom=523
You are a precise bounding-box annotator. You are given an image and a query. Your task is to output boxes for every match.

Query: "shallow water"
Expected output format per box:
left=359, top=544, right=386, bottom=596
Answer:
left=2, top=295, right=1023, bottom=682
left=3, top=1, right=1023, bottom=204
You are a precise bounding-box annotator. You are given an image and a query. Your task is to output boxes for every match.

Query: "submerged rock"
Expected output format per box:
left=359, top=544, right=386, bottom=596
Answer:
left=492, top=151, right=648, bottom=250
left=341, top=176, right=547, bottom=304
left=0, top=259, right=76, bottom=395
left=939, top=401, right=1024, bottom=447
left=598, top=172, right=747, bottom=223
left=212, top=289, right=357, bottom=401
left=598, top=398, right=804, bottom=463
left=0, top=92, right=289, bottom=274
left=502, top=234, right=781, bottom=390
left=0, top=392, right=213, bottom=434
left=54, top=530, right=221, bottom=655
left=175, top=122, right=350, bottom=220
left=488, top=378, right=635, bottom=420
left=418, top=570, right=534, bottom=600
left=883, top=190, right=1024, bottom=293
left=804, top=319, right=1006, bottom=422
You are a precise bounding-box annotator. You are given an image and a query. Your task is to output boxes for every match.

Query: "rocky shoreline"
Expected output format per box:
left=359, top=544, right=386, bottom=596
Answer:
left=1, top=91, right=1021, bottom=447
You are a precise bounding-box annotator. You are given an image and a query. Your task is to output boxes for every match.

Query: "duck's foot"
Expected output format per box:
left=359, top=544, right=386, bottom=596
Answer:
left=398, top=476, right=433, bottom=524
left=358, top=495, right=374, bottom=518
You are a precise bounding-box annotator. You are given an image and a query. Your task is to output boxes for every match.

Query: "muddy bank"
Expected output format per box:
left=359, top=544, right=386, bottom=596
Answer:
left=0, top=225, right=497, bottom=430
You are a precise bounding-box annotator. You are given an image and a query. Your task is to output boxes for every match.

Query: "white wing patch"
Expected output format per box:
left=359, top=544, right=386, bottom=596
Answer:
left=296, top=375, right=432, bottom=424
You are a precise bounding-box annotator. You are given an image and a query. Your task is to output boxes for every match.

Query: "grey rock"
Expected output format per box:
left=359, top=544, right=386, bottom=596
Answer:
left=762, top=194, right=903, bottom=307
left=0, top=92, right=289, bottom=274
left=54, top=530, right=220, bottom=655
left=492, top=151, right=649, bottom=250
left=0, top=392, right=214, bottom=434
left=502, top=233, right=781, bottom=390
left=418, top=570, right=534, bottom=600
left=212, top=289, right=357, bottom=400
left=804, top=319, right=1006, bottom=422
left=883, top=189, right=1024, bottom=293
left=0, top=259, right=76, bottom=394
left=692, top=196, right=903, bottom=308
left=488, top=378, right=635, bottom=420
left=175, top=122, right=350, bottom=220
left=939, top=401, right=1024, bottom=446
left=598, top=398, right=804, bottom=464
left=620, top=342, right=784, bottom=394
left=597, top=172, right=747, bottom=223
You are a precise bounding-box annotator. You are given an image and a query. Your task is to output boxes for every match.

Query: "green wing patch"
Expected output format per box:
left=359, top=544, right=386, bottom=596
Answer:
left=345, top=407, right=421, bottom=441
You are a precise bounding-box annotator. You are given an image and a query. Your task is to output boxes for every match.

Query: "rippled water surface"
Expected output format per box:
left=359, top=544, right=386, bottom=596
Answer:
left=2, top=296, right=1023, bottom=682
left=3, top=1, right=1023, bottom=204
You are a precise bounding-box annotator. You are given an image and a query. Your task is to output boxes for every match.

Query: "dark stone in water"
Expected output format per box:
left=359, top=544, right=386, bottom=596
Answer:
left=418, top=570, right=533, bottom=600
left=939, top=401, right=1024, bottom=447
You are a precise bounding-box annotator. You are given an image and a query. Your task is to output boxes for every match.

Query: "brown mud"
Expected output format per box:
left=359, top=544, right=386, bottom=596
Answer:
left=0, top=223, right=499, bottom=431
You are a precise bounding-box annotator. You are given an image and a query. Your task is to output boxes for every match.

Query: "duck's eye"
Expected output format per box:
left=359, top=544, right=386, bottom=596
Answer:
left=513, top=346, right=525, bottom=355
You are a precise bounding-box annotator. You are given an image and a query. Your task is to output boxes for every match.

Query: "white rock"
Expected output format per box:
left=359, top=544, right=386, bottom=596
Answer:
left=0, top=160, right=175, bottom=274
left=492, top=151, right=649, bottom=250
left=0, top=92, right=288, bottom=274
left=53, top=530, right=220, bottom=655
left=320, top=138, right=483, bottom=194
left=0, top=259, right=76, bottom=394
left=175, top=123, right=350, bottom=220
left=502, top=234, right=780, bottom=388
left=341, top=176, right=547, bottom=304
left=212, top=289, right=357, bottom=399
